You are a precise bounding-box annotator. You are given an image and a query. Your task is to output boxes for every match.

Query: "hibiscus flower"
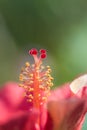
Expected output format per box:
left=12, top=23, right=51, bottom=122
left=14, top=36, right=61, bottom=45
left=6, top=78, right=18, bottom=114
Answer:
left=0, top=48, right=87, bottom=130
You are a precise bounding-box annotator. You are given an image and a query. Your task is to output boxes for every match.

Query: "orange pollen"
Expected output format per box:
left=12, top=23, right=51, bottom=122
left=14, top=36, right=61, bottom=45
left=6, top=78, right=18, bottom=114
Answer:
left=19, top=48, right=53, bottom=108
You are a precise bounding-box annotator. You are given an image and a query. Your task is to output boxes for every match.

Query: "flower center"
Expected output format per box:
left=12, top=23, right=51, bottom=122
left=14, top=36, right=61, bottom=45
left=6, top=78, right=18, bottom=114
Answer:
left=19, top=48, right=53, bottom=109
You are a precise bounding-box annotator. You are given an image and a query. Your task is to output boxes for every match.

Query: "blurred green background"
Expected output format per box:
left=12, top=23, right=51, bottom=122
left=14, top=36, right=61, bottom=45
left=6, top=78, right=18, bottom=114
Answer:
left=0, top=0, right=87, bottom=129
left=1, top=0, right=87, bottom=86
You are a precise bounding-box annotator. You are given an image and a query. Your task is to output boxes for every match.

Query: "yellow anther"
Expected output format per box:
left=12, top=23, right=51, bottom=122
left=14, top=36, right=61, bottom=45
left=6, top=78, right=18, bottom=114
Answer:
left=47, top=87, right=50, bottom=90
left=29, top=94, right=33, bottom=99
left=50, top=77, right=54, bottom=80
left=39, top=85, right=45, bottom=90
left=27, top=99, right=32, bottom=102
left=23, top=85, right=27, bottom=89
left=36, top=76, right=40, bottom=79
left=50, top=83, right=53, bottom=86
left=36, top=67, right=39, bottom=70
left=36, top=70, right=39, bottom=73
left=48, top=75, right=51, bottom=78
left=20, top=74, right=23, bottom=77
left=19, top=76, right=23, bottom=81
left=46, top=81, right=50, bottom=85
left=25, top=62, right=30, bottom=67
left=48, top=69, right=51, bottom=72
left=41, top=66, right=45, bottom=69
left=42, top=97, right=47, bottom=101
left=30, top=81, right=33, bottom=84
left=46, top=70, right=50, bottom=74
left=29, top=88, right=34, bottom=92
left=39, top=85, right=43, bottom=88
left=38, top=79, right=42, bottom=82
left=47, top=66, right=50, bottom=69
left=29, top=73, right=33, bottom=77
left=19, top=84, right=23, bottom=87
left=44, top=72, right=47, bottom=76
left=48, top=79, right=51, bottom=82
left=38, top=94, right=41, bottom=97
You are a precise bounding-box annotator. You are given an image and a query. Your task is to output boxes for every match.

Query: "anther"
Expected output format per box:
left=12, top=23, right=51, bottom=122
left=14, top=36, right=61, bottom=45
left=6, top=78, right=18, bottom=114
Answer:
left=25, top=62, right=30, bottom=67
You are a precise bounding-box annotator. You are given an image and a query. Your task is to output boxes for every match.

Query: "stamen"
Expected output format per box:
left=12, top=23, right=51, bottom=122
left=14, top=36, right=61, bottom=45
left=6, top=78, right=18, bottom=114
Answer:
left=19, top=48, right=53, bottom=109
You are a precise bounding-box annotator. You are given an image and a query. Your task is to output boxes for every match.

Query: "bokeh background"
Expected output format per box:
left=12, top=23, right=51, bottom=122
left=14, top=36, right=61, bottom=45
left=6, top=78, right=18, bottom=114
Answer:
left=0, top=0, right=87, bottom=129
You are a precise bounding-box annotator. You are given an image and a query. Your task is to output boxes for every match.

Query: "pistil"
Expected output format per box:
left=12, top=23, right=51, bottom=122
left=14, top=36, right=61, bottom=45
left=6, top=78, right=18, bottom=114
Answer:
left=19, top=48, right=53, bottom=129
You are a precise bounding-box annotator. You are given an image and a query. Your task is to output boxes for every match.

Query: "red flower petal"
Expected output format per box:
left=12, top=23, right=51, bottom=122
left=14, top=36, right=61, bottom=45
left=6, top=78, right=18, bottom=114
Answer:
left=45, top=98, right=86, bottom=130
left=48, top=83, right=71, bottom=102
left=0, top=82, right=24, bottom=108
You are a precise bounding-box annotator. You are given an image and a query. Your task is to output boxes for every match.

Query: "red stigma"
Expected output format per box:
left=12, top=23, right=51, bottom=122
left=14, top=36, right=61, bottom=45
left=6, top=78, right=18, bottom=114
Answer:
left=29, top=48, right=38, bottom=55
left=29, top=48, right=47, bottom=61
left=41, top=53, right=47, bottom=59
left=40, top=49, right=46, bottom=54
